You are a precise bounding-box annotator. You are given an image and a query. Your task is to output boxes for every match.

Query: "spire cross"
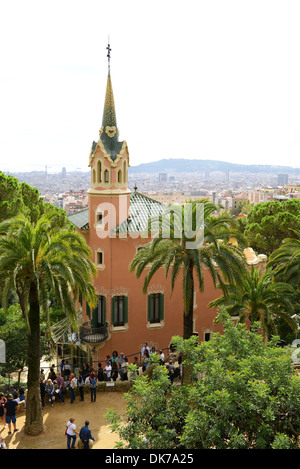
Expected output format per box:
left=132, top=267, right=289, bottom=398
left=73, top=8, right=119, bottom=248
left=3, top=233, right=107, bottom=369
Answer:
left=106, top=39, right=111, bottom=76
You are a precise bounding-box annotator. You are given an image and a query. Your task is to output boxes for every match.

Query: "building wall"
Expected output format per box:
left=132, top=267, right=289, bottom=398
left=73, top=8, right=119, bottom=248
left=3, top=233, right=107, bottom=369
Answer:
left=79, top=226, right=224, bottom=362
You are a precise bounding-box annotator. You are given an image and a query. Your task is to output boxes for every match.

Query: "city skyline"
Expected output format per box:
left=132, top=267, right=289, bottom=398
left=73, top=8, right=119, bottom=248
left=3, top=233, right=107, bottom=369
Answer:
left=1, top=1, right=300, bottom=173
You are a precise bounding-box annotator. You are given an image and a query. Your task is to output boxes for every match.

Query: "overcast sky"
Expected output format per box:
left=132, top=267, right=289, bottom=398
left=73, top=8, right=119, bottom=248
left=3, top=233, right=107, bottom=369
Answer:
left=1, top=0, right=300, bottom=173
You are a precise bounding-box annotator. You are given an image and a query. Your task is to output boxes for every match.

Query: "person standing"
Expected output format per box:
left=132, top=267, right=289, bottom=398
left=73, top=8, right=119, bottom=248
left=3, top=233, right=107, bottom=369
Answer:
left=69, top=374, right=77, bottom=404
left=104, top=360, right=112, bottom=382
left=89, top=373, right=97, bottom=402
left=78, top=370, right=85, bottom=402
left=66, top=417, right=78, bottom=449
left=0, top=393, right=7, bottom=429
left=54, top=373, right=66, bottom=405
left=79, top=420, right=95, bottom=449
left=40, top=378, right=46, bottom=410
left=97, top=363, right=104, bottom=382
left=4, top=394, right=19, bottom=435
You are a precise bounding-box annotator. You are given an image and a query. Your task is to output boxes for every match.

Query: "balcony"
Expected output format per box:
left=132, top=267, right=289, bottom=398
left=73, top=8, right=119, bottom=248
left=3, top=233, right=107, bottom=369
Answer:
left=80, top=321, right=109, bottom=344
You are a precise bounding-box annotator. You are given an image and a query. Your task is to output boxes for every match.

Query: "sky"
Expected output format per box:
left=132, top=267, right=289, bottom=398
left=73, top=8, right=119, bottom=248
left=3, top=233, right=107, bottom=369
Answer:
left=1, top=0, right=300, bottom=173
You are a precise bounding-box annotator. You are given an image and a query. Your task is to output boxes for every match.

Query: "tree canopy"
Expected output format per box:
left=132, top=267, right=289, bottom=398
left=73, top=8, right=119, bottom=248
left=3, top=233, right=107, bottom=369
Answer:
left=106, top=312, right=300, bottom=449
left=244, top=199, right=300, bottom=255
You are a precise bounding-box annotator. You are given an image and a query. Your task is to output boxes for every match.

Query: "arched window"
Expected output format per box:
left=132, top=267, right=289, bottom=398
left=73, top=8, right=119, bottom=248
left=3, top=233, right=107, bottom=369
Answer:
left=118, top=169, right=122, bottom=183
left=97, top=160, right=102, bottom=183
left=104, top=169, right=109, bottom=183
left=123, top=161, right=127, bottom=183
left=92, top=169, right=96, bottom=185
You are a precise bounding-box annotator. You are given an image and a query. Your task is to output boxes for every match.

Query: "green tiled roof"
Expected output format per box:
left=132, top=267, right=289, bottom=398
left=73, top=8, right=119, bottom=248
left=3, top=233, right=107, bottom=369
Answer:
left=67, top=192, right=165, bottom=233
left=115, top=191, right=165, bottom=234
left=68, top=208, right=89, bottom=230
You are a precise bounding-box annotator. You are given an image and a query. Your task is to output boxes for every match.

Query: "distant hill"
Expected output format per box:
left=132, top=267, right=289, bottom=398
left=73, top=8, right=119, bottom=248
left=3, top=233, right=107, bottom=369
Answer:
left=129, top=158, right=299, bottom=174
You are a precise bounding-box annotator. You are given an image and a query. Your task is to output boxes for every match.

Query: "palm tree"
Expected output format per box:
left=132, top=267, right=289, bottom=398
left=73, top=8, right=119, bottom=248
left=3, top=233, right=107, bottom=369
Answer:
left=130, top=201, right=247, bottom=340
left=268, top=237, right=300, bottom=286
left=209, top=265, right=296, bottom=340
left=0, top=211, right=97, bottom=435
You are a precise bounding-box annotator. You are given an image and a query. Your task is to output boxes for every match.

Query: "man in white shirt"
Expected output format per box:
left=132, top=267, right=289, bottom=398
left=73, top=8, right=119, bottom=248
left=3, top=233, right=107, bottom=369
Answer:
left=104, top=360, right=112, bottom=381
left=66, top=417, right=78, bottom=449
left=141, top=342, right=150, bottom=357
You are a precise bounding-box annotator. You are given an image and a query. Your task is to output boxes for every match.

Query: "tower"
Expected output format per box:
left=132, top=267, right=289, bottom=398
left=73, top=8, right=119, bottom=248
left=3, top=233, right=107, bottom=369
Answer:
left=88, top=41, right=130, bottom=234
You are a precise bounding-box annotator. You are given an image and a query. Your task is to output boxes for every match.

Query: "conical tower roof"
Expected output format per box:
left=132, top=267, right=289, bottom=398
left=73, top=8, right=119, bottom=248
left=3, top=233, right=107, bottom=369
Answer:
left=99, top=42, right=123, bottom=161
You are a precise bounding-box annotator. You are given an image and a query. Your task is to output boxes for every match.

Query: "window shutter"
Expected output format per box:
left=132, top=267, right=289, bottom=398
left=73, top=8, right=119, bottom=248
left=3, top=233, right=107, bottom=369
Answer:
left=92, top=306, right=98, bottom=329
left=123, top=296, right=128, bottom=324
left=159, top=293, right=164, bottom=321
left=111, top=297, right=115, bottom=325
left=86, top=301, right=91, bottom=319
left=147, top=294, right=152, bottom=322
left=103, top=296, right=106, bottom=323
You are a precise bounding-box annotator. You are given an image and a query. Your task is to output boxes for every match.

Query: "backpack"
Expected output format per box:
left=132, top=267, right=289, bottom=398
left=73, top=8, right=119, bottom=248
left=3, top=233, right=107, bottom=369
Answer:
left=90, top=378, right=97, bottom=389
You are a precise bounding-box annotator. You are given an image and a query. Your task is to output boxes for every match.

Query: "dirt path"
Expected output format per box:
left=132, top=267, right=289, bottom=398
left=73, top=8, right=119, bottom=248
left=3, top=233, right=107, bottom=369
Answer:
left=0, top=392, right=127, bottom=449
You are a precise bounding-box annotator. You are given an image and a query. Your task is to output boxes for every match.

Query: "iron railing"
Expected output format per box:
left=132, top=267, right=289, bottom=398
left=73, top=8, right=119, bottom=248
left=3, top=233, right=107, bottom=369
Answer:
left=80, top=321, right=109, bottom=344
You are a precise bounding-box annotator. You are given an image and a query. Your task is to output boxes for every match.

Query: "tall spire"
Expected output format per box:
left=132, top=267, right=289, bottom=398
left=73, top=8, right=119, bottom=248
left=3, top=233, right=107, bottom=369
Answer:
left=99, top=39, right=123, bottom=161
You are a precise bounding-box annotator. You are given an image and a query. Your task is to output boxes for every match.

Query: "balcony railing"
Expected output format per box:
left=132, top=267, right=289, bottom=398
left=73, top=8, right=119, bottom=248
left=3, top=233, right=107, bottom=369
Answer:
left=80, top=321, right=109, bottom=344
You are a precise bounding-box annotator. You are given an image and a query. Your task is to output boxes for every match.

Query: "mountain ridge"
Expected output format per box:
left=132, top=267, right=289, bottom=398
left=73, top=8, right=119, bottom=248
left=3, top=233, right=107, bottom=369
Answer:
left=129, top=158, right=299, bottom=174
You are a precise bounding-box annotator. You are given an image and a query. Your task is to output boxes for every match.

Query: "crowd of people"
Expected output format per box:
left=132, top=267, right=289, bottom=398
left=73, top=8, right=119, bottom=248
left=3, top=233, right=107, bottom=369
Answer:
left=0, top=343, right=182, bottom=448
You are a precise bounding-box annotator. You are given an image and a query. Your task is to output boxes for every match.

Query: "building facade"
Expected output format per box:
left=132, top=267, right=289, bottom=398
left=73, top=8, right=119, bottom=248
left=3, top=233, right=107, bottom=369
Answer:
left=68, top=53, right=266, bottom=364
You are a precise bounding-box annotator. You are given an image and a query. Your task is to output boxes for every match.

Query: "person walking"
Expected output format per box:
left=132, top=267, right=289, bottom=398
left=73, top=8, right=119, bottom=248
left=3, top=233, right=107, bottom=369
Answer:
left=66, top=417, right=78, bottom=449
left=4, top=394, right=19, bottom=435
left=79, top=420, right=95, bottom=449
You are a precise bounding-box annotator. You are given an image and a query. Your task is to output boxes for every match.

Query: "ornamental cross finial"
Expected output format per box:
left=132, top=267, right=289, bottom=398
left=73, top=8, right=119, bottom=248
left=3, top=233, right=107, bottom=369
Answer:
left=106, top=37, right=111, bottom=76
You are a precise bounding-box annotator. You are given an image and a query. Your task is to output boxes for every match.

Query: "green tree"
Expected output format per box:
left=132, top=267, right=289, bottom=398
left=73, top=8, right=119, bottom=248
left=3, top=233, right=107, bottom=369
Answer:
left=106, top=313, right=300, bottom=449
left=0, top=211, right=97, bottom=435
left=209, top=266, right=296, bottom=340
left=0, top=305, right=50, bottom=386
left=244, top=199, right=300, bottom=255
left=130, top=201, right=247, bottom=340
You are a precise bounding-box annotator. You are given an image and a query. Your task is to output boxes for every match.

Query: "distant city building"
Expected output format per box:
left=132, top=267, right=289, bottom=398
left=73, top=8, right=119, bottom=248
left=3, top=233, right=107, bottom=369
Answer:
left=248, top=190, right=274, bottom=204
left=159, top=172, right=167, bottom=183
left=277, top=173, right=288, bottom=185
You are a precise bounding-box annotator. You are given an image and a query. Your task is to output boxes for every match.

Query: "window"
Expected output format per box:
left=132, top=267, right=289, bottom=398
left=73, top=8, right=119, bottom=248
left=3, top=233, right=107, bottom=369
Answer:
left=104, top=169, right=109, bottom=183
left=148, top=293, right=164, bottom=323
left=112, top=296, right=128, bottom=327
left=97, top=251, right=103, bottom=265
left=97, top=213, right=103, bottom=225
left=118, top=169, right=122, bottom=183
left=97, top=160, right=102, bottom=182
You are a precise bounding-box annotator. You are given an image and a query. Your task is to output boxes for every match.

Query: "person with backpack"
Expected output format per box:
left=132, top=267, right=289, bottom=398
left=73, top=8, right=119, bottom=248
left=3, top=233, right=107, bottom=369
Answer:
left=89, top=373, right=97, bottom=402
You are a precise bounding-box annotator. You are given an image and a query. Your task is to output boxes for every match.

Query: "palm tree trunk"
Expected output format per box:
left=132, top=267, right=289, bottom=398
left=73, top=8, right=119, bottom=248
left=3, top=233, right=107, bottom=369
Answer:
left=24, top=282, right=44, bottom=436
left=182, top=263, right=194, bottom=384
left=183, top=264, right=194, bottom=339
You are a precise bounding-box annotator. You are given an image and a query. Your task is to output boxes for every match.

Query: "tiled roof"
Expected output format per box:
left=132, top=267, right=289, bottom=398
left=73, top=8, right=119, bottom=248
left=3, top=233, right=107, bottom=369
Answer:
left=67, top=192, right=165, bottom=233
left=67, top=208, right=89, bottom=230
left=115, top=191, right=165, bottom=234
